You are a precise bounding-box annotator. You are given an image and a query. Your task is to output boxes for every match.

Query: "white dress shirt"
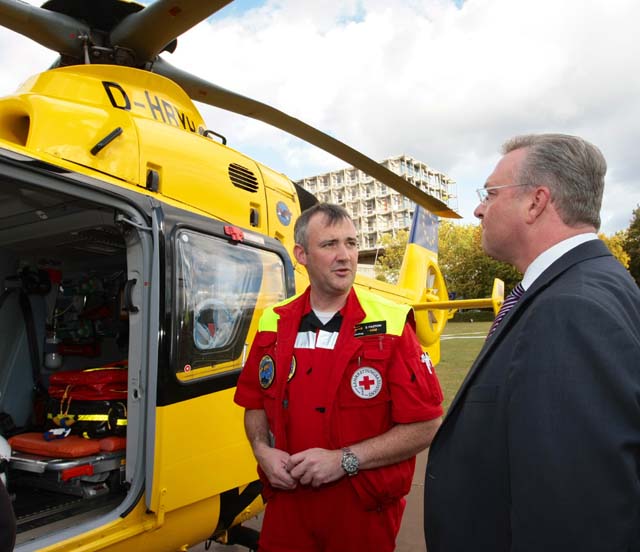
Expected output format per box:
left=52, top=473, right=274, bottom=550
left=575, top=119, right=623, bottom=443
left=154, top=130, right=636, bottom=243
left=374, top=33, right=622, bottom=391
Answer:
left=521, top=233, right=598, bottom=291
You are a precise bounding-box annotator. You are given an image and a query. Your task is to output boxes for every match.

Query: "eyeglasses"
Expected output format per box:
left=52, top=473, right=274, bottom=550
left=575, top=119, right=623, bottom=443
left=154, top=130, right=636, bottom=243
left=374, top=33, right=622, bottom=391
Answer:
left=476, top=184, right=526, bottom=203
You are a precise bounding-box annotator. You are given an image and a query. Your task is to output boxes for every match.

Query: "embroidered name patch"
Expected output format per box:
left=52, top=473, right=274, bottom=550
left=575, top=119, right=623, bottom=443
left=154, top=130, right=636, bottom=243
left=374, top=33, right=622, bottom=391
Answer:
left=354, top=321, right=387, bottom=337
left=259, top=355, right=275, bottom=389
left=351, top=367, right=383, bottom=399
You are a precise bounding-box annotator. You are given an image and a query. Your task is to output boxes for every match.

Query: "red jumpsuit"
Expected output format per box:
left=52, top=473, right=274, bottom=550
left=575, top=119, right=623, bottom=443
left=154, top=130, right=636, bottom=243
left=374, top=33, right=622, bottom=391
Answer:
left=235, top=287, right=443, bottom=551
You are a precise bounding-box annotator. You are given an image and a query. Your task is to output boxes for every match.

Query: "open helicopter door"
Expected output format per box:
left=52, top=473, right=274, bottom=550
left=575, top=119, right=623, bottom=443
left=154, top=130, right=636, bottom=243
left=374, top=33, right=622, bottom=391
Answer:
left=139, top=198, right=295, bottom=542
left=0, top=145, right=162, bottom=547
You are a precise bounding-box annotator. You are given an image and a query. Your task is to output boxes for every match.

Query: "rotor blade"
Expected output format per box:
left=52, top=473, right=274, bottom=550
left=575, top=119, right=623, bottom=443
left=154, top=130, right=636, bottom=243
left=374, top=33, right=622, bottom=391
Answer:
left=154, top=58, right=460, bottom=219
left=0, top=0, right=88, bottom=57
left=110, top=0, right=233, bottom=63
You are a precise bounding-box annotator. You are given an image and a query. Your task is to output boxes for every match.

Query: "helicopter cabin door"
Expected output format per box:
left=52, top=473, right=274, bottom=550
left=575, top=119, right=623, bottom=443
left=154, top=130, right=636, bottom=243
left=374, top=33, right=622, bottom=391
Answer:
left=145, top=202, right=294, bottom=537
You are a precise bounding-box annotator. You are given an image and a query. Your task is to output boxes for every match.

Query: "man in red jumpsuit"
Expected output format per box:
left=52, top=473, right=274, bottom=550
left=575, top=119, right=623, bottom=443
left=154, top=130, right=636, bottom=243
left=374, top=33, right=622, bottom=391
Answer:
left=234, top=203, right=443, bottom=551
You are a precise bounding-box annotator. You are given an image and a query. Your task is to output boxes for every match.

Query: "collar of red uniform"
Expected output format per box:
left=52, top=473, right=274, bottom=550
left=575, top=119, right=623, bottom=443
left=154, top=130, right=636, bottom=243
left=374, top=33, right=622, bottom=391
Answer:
left=273, top=286, right=367, bottom=325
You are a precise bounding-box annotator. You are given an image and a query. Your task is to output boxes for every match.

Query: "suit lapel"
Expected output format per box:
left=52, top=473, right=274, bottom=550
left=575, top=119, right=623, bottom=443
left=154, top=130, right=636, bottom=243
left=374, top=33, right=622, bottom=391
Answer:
left=442, top=239, right=611, bottom=422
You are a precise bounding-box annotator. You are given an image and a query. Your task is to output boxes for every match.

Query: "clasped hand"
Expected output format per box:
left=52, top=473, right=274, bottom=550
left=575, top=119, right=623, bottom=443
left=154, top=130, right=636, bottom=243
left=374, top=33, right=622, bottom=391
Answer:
left=259, top=446, right=344, bottom=489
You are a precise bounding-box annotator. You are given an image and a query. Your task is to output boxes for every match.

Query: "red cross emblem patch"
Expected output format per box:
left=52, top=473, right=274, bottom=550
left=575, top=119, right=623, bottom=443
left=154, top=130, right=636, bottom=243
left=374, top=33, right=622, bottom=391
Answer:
left=350, top=367, right=383, bottom=399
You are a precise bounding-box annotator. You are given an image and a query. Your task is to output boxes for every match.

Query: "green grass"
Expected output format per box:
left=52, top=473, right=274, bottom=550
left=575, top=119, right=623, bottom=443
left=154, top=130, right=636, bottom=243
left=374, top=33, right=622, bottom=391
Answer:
left=436, top=321, right=490, bottom=412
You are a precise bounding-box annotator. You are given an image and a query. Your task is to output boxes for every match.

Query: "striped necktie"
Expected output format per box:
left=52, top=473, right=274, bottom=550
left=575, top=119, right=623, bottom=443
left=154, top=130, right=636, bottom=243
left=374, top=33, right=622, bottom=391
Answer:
left=487, top=282, right=525, bottom=339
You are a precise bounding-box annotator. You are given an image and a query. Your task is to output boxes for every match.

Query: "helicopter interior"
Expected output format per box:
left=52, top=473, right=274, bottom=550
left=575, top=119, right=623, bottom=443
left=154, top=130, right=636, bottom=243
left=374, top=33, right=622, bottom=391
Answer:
left=0, top=176, right=132, bottom=534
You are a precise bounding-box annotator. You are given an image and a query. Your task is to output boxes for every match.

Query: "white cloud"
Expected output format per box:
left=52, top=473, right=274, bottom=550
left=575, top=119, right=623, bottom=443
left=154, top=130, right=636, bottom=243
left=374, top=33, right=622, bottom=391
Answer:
left=1, top=0, right=639, bottom=233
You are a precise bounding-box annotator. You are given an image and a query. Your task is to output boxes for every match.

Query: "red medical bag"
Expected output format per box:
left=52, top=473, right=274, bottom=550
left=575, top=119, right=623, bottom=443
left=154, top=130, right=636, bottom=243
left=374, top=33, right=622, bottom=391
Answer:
left=47, top=364, right=127, bottom=438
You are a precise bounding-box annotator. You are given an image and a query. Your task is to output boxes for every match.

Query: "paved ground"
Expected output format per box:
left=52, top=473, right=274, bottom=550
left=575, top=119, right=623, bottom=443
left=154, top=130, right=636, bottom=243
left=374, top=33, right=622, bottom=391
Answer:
left=193, top=449, right=428, bottom=551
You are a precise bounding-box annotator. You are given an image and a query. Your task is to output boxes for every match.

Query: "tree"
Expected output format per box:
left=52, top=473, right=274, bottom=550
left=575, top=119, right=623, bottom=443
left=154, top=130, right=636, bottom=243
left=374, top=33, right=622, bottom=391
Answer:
left=372, top=222, right=521, bottom=298
left=372, top=219, right=636, bottom=298
left=599, top=231, right=629, bottom=268
left=623, top=205, right=640, bottom=286
left=374, top=230, right=408, bottom=284
left=438, top=221, right=521, bottom=299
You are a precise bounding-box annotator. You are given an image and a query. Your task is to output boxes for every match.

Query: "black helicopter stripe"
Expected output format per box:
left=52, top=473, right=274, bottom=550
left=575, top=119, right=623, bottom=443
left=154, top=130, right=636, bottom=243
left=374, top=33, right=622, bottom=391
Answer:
left=211, top=480, right=263, bottom=537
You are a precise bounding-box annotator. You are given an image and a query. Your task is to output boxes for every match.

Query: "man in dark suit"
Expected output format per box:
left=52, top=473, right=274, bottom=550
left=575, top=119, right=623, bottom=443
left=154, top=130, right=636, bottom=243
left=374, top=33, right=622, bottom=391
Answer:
left=424, top=133, right=640, bottom=552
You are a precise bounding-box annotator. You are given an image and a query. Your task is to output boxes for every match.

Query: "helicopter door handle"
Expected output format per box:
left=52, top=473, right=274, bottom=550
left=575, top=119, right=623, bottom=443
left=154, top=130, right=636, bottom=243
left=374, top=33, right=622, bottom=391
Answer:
left=203, top=129, right=227, bottom=145
left=91, top=127, right=123, bottom=156
left=123, top=279, right=139, bottom=313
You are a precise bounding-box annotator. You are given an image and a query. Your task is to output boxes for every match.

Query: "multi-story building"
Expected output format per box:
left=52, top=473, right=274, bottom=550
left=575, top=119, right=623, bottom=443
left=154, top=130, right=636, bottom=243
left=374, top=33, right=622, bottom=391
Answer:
left=296, top=154, right=457, bottom=257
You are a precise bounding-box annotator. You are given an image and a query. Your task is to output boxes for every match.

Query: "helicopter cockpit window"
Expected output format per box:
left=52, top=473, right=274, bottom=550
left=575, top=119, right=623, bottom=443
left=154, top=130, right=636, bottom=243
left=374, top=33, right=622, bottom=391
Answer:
left=174, top=229, right=286, bottom=378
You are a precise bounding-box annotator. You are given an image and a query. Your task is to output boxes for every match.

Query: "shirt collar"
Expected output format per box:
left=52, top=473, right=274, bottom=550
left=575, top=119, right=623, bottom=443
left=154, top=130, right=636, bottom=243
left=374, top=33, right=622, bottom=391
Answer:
left=283, top=286, right=364, bottom=323
left=522, top=233, right=598, bottom=290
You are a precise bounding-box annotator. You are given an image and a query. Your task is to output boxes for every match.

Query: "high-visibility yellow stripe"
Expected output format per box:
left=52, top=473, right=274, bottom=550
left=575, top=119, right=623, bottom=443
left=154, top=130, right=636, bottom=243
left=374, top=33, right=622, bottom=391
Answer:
left=258, top=288, right=409, bottom=335
left=47, top=413, right=127, bottom=424
left=354, top=288, right=409, bottom=336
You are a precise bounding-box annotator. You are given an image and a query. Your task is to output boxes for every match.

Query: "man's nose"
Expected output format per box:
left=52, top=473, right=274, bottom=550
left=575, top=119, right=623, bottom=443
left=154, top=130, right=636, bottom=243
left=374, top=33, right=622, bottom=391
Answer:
left=473, top=203, right=485, bottom=220
left=336, top=242, right=351, bottom=258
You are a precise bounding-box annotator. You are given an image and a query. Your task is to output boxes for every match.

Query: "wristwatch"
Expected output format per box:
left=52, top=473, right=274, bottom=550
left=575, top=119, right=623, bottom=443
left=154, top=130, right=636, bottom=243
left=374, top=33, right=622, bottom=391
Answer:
left=341, top=447, right=359, bottom=476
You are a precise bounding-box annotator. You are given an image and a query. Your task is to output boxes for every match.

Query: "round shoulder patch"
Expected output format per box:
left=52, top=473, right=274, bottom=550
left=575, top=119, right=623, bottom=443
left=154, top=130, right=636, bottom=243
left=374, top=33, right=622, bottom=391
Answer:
left=259, top=355, right=275, bottom=389
left=351, top=367, right=382, bottom=399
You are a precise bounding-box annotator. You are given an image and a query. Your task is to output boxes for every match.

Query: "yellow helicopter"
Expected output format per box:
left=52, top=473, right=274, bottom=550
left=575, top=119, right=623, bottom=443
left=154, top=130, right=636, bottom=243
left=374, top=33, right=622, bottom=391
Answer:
left=0, top=1, right=501, bottom=550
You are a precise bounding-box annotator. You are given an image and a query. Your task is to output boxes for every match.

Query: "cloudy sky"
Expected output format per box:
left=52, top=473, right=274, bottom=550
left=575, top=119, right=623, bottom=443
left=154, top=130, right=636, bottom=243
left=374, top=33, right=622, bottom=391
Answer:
left=1, top=0, right=639, bottom=234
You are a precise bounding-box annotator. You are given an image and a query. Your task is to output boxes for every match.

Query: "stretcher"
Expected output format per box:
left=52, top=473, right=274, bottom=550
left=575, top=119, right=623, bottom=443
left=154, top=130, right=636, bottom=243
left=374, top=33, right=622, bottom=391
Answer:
left=8, top=433, right=126, bottom=498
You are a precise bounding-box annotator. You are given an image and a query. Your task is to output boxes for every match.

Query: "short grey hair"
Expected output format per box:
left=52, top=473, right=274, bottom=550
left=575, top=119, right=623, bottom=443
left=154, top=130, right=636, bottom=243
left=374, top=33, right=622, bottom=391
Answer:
left=503, top=133, right=607, bottom=230
left=294, top=203, right=353, bottom=250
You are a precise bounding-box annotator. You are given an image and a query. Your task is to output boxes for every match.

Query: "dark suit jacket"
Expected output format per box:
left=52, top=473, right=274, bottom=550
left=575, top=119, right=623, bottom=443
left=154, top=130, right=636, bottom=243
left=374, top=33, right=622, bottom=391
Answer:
left=424, top=240, right=640, bottom=552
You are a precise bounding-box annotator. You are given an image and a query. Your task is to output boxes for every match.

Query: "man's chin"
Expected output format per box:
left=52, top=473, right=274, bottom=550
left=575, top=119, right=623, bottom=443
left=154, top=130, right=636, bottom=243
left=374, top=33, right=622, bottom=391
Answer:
left=330, top=277, right=354, bottom=293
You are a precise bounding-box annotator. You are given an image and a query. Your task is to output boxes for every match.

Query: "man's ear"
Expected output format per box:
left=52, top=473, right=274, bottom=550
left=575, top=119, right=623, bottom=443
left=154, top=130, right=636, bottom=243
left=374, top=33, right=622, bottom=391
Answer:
left=293, top=243, right=307, bottom=266
left=526, top=186, right=551, bottom=223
